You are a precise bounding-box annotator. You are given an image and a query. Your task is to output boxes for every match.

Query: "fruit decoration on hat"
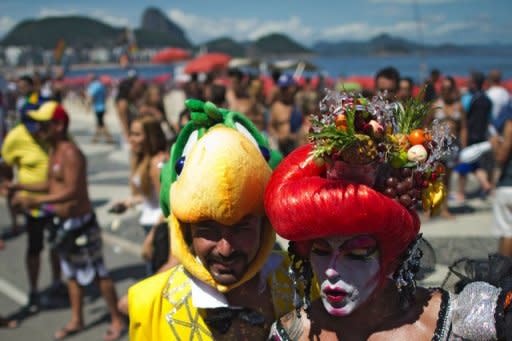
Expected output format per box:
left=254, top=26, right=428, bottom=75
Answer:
left=309, top=90, right=456, bottom=214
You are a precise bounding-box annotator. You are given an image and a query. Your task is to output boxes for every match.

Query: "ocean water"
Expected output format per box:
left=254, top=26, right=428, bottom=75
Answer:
left=67, top=53, right=512, bottom=82
left=312, top=54, right=512, bottom=81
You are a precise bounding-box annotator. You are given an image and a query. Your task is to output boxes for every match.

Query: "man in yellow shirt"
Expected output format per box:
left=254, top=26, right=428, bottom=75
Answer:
left=0, top=102, right=62, bottom=313
left=128, top=100, right=299, bottom=340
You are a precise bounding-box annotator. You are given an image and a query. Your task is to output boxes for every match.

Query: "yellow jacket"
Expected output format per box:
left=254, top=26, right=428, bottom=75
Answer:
left=129, top=252, right=298, bottom=341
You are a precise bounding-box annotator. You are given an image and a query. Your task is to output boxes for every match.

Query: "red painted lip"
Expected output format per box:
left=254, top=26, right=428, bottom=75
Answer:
left=323, top=287, right=347, bottom=303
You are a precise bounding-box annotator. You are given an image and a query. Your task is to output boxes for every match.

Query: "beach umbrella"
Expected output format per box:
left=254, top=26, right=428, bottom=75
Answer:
left=152, top=48, right=191, bottom=64
left=184, top=53, right=232, bottom=74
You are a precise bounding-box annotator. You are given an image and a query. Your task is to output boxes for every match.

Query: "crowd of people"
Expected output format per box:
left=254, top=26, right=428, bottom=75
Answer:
left=0, top=63, right=511, bottom=340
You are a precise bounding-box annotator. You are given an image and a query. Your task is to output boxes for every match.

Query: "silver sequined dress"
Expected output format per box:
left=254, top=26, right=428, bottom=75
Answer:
left=435, top=282, right=502, bottom=341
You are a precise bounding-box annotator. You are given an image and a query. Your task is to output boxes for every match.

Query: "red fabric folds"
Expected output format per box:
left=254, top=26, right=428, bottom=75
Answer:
left=264, top=144, right=420, bottom=272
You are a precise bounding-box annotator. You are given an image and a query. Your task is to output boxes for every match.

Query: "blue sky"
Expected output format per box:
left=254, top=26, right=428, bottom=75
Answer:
left=0, top=0, right=509, bottom=46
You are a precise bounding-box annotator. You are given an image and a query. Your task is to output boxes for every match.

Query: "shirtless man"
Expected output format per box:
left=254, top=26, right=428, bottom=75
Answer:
left=13, top=101, right=125, bottom=340
left=269, top=74, right=302, bottom=155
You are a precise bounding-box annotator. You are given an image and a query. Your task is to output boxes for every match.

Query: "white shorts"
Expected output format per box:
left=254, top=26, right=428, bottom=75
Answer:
left=493, top=187, right=512, bottom=237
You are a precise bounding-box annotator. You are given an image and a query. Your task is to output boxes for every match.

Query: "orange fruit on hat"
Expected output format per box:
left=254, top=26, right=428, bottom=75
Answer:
left=408, top=129, right=426, bottom=146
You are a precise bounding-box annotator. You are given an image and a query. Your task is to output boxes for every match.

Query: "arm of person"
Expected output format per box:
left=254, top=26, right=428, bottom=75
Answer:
left=84, top=85, right=94, bottom=109
left=150, top=153, right=167, bottom=198
left=116, top=99, right=130, bottom=139
left=10, top=181, right=49, bottom=193
left=491, top=120, right=512, bottom=164
left=267, top=104, right=278, bottom=138
left=459, top=105, right=468, bottom=148
left=141, top=224, right=156, bottom=261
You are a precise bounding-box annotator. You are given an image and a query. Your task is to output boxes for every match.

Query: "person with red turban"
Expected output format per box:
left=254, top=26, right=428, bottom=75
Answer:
left=265, top=92, right=512, bottom=340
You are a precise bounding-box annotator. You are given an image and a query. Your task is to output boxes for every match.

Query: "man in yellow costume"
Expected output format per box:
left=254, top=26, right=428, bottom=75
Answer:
left=128, top=100, right=301, bottom=340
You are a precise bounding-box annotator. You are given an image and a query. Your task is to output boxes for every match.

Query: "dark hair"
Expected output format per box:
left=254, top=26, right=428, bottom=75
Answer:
left=471, top=71, right=485, bottom=90
left=204, top=73, right=214, bottom=85
left=431, top=69, right=441, bottom=78
left=209, top=84, right=226, bottom=106
left=151, top=222, right=170, bottom=272
left=116, top=77, right=135, bottom=101
left=234, top=82, right=250, bottom=99
left=19, top=75, right=34, bottom=86
left=488, top=70, right=502, bottom=84
left=272, top=70, right=282, bottom=83
left=375, top=67, right=400, bottom=90
left=228, top=68, right=244, bottom=82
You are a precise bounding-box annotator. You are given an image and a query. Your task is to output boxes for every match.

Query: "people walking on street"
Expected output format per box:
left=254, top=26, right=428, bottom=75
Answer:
left=86, top=74, right=113, bottom=144
left=12, top=101, right=126, bottom=340
left=1, top=98, right=63, bottom=314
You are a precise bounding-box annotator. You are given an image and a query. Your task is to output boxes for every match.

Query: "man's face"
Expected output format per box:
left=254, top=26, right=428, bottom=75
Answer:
left=17, top=80, right=32, bottom=96
left=35, top=121, right=60, bottom=142
left=310, top=235, right=380, bottom=317
left=397, top=80, right=412, bottom=101
left=375, top=77, right=397, bottom=100
left=441, top=80, right=455, bottom=102
left=191, top=215, right=263, bottom=285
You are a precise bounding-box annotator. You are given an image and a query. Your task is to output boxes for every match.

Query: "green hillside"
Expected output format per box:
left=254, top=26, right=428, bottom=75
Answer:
left=135, top=29, right=191, bottom=48
left=252, top=33, right=311, bottom=55
left=201, top=37, right=246, bottom=57
left=1, top=16, right=192, bottom=49
left=2, top=16, right=122, bottom=48
left=1, top=14, right=313, bottom=57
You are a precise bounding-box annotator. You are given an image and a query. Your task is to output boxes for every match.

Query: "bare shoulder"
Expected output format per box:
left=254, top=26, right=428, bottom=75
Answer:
left=58, top=140, right=79, bottom=153
left=58, top=141, right=84, bottom=162
left=278, top=309, right=310, bottom=341
left=423, top=287, right=443, bottom=316
left=408, top=288, right=445, bottom=338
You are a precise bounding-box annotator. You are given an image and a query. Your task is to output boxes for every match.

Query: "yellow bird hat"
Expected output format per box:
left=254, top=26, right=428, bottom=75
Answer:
left=169, top=125, right=275, bottom=293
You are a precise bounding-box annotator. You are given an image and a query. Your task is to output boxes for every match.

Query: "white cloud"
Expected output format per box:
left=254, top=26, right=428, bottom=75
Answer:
left=319, top=15, right=476, bottom=42
left=91, top=10, right=130, bottom=28
left=0, top=16, right=15, bottom=35
left=38, top=8, right=79, bottom=18
left=320, top=20, right=424, bottom=40
left=168, top=9, right=313, bottom=43
left=430, top=22, right=474, bottom=36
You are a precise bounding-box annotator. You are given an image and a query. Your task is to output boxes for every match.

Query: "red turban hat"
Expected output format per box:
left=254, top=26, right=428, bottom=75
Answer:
left=265, top=144, right=420, bottom=274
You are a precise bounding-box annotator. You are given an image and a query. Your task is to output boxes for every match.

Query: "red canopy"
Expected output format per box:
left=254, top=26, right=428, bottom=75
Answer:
left=184, top=53, right=231, bottom=74
left=152, top=48, right=191, bottom=64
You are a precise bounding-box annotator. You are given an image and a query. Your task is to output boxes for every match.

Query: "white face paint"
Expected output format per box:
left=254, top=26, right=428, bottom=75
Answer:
left=310, top=235, right=380, bottom=317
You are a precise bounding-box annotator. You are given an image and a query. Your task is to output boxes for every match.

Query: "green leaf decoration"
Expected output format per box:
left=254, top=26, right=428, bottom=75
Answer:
left=185, top=98, right=205, bottom=112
